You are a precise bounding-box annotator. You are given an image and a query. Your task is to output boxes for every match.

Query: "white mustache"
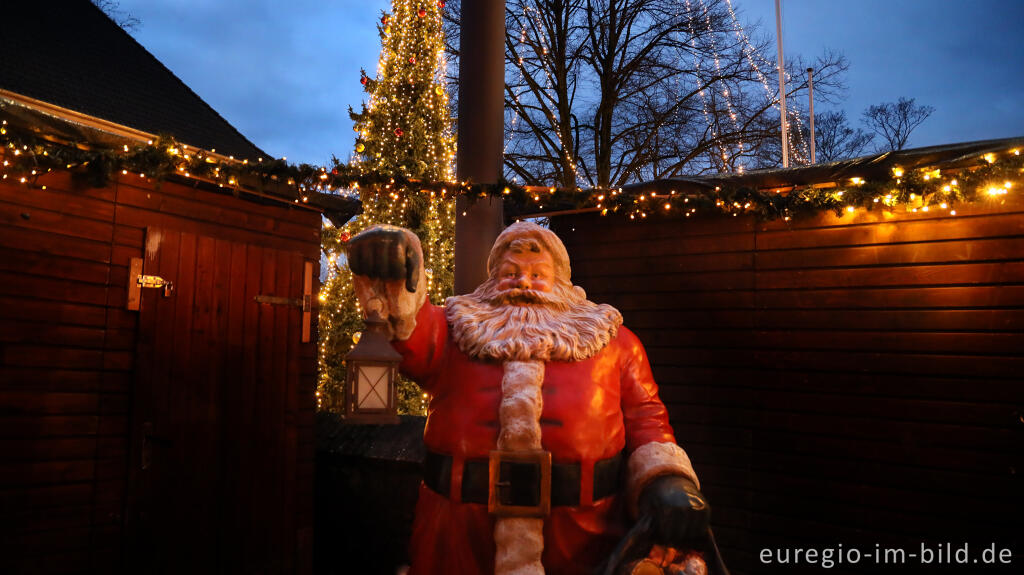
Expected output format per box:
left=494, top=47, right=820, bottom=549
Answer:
left=489, top=288, right=551, bottom=305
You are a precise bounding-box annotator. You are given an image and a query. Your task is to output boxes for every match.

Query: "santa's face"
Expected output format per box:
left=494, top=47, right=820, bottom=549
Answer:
left=450, top=244, right=623, bottom=361
left=494, top=249, right=555, bottom=303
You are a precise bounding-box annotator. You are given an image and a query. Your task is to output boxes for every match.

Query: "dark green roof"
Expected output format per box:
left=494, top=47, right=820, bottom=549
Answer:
left=1, top=0, right=267, bottom=160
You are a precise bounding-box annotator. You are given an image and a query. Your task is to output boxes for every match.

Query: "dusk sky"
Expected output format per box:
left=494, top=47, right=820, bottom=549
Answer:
left=117, top=0, right=1024, bottom=168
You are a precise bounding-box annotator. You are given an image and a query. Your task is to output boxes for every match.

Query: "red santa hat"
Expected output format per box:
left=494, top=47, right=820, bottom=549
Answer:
left=486, top=221, right=572, bottom=282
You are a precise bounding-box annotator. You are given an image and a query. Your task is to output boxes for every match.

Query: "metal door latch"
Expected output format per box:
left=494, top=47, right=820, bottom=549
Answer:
left=127, top=257, right=173, bottom=311
left=138, top=274, right=174, bottom=296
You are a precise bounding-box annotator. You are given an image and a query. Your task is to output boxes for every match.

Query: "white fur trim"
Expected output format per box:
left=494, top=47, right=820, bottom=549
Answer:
left=487, top=221, right=572, bottom=283
left=626, top=442, right=699, bottom=518
left=498, top=361, right=544, bottom=451
left=494, top=517, right=545, bottom=575
left=494, top=360, right=546, bottom=574
left=351, top=227, right=427, bottom=341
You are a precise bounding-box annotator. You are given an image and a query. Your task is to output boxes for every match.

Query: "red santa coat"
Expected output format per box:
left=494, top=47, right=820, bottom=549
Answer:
left=395, top=302, right=688, bottom=575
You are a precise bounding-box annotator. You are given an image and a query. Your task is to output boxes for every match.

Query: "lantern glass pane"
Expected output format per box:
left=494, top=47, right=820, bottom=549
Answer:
left=356, top=364, right=390, bottom=409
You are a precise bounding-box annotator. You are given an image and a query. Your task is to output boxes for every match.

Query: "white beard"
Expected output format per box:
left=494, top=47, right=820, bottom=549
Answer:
left=444, top=279, right=623, bottom=362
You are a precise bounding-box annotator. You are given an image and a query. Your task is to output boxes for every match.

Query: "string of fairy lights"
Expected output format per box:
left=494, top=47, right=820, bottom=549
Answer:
left=3, top=117, right=1021, bottom=224
left=680, top=0, right=816, bottom=171
left=721, top=0, right=811, bottom=165
left=503, top=15, right=526, bottom=183
left=502, top=8, right=531, bottom=185
left=504, top=3, right=586, bottom=186
left=696, top=0, right=746, bottom=170
left=602, top=146, right=1022, bottom=221
left=684, top=0, right=733, bottom=171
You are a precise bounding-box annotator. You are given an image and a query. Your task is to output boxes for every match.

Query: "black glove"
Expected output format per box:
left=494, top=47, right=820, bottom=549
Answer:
left=638, top=475, right=710, bottom=546
left=347, top=226, right=422, bottom=293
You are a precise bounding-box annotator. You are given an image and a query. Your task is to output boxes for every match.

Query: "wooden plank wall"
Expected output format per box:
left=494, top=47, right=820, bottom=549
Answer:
left=0, top=171, right=321, bottom=574
left=552, top=198, right=1024, bottom=574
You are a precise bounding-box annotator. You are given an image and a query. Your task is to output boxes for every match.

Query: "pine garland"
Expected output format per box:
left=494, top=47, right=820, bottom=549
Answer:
left=578, top=152, right=1024, bottom=222
left=5, top=121, right=1020, bottom=225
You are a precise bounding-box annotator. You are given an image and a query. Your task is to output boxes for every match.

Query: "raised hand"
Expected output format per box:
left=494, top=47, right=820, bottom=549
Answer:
left=347, top=226, right=422, bottom=293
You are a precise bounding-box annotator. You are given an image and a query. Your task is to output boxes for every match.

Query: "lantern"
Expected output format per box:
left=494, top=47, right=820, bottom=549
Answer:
left=343, top=309, right=402, bottom=424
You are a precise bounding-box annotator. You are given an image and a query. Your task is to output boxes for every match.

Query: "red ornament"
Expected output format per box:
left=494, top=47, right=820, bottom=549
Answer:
left=417, top=8, right=427, bottom=18
left=340, top=231, right=351, bottom=244
left=438, top=1, right=445, bottom=7
left=395, top=128, right=404, bottom=137
left=381, top=15, right=388, bottom=25
left=409, top=56, right=416, bottom=64
left=360, top=75, right=368, bottom=85
left=331, top=168, right=339, bottom=176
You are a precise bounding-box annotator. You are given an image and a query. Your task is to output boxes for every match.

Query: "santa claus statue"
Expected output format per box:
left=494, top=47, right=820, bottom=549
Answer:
left=348, top=222, right=713, bottom=575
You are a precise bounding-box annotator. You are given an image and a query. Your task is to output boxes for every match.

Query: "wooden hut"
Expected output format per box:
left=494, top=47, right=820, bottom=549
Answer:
left=538, top=138, right=1024, bottom=574
left=0, top=3, right=356, bottom=573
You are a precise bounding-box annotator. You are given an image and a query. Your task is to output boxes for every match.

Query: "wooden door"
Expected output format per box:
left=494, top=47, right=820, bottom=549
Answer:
left=126, top=227, right=311, bottom=574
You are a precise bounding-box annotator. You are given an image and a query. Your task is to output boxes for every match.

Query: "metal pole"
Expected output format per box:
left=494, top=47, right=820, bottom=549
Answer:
left=807, top=67, right=816, bottom=164
left=455, top=0, right=506, bottom=295
left=775, top=0, right=788, bottom=168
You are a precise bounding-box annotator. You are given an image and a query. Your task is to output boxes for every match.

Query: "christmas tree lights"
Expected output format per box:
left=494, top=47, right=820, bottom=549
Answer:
left=317, top=0, right=456, bottom=416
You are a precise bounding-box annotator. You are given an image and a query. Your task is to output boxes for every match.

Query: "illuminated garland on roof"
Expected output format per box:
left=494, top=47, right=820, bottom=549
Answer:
left=590, top=149, right=1023, bottom=222
left=2, top=120, right=1021, bottom=222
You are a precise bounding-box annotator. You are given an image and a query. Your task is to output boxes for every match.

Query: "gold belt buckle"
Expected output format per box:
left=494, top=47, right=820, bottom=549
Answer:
left=488, top=449, right=552, bottom=518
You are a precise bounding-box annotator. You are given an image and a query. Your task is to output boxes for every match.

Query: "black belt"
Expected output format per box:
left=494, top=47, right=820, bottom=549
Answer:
left=424, top=450, right=623, bottom=508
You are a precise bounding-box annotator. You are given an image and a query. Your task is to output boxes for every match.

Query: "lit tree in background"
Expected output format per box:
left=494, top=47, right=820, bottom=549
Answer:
left=318, top=0, right=456, bottom=415
left=443, top=0, right=847, bottom=186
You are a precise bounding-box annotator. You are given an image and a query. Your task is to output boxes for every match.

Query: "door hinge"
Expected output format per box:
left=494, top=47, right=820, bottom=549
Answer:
left=255, top=294, right=305, bottom=309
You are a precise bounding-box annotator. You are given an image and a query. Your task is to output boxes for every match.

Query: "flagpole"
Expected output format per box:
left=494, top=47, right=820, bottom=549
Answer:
left=807, top=67, right=816, bottom=164
left=775, top=0, right=788, bottom=168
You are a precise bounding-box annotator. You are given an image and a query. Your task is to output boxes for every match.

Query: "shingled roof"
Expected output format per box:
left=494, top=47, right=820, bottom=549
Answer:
left=1, top=0, right=267, bottom=160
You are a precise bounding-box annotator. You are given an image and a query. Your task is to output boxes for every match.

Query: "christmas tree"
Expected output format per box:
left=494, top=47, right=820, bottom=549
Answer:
left=318, top=0, right=456, bottom=415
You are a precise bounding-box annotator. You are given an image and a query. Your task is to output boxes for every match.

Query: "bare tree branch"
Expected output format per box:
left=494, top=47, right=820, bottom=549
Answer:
left=862, top=96, right=935, bottom=151
left=502, top=0, right=847, bottom=187
left=447, top=0, right=848, bottom=187
left=92, top=0, right=141, bottom=31
left=813, top=110, right=874, bottom=162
